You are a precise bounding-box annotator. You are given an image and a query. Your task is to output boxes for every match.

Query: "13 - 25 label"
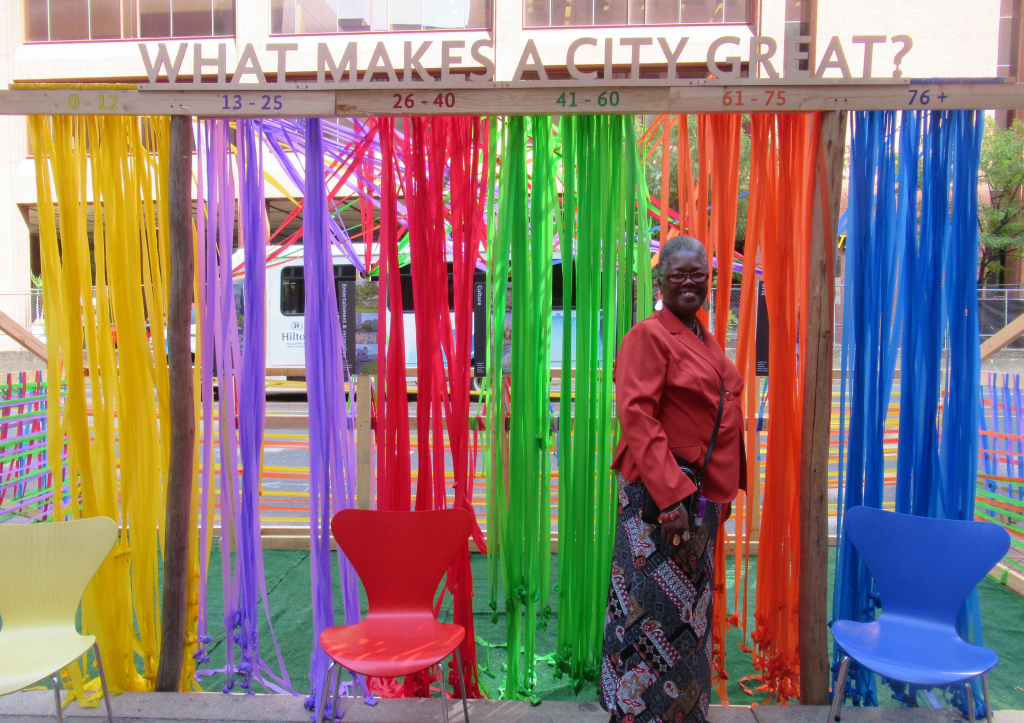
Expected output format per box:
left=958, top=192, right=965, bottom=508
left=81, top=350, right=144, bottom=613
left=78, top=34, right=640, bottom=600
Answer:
left=221, top=94, right=283, bottom=111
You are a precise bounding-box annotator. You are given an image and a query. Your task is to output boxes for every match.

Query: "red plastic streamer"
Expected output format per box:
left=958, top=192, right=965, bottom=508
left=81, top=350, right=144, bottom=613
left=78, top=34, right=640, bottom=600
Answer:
left=373, top=117, right=489, bottom=699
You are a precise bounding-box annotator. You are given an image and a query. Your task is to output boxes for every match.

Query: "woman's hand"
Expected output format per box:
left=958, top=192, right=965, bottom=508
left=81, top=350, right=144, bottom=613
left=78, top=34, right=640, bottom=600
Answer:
left=660, top=505, right=690, bottom=551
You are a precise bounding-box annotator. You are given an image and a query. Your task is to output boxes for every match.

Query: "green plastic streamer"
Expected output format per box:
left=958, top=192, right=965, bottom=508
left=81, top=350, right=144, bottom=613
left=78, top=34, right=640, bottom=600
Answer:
left=553, top=115, right=653, bottom=691
left=484, top=116, right=502, bottom=633
left=487, top=116, right=516, bottom=695
left=484, top=115, right=652, bottom=698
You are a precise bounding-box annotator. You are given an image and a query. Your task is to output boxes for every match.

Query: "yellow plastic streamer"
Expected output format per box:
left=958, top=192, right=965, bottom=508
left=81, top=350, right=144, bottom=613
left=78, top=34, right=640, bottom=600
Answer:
left=30, top=114, right=201, bottom=700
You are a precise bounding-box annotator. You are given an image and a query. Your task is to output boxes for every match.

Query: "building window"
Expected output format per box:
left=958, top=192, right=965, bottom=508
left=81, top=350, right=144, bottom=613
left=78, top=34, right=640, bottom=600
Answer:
left=270, top=0, right=490, bottom=33
left=524, top=0, right=747, bottom=27
left=24, top=0, right=235, bottom=43
left=281, top=265, right=306, bottom=316
left=281, top=264, right=352, bottom=316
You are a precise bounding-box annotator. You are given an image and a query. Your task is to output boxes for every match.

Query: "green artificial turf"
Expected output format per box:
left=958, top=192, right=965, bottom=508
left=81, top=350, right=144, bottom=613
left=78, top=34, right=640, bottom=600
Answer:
left=196, top=548, right=1024, bottom=711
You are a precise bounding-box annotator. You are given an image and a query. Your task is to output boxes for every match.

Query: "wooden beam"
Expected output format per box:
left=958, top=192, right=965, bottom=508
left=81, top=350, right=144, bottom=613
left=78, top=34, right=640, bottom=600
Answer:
left=980, top=312, right=1024, bottom=361
left=266, top=367, right=308, bottom=377
left=269, top=365, right=578, bottom=379
left=799, top=109, right=846, bottom=706
left=265, top=414, right=310, bottom=429
left=0, top=310, right=47, bottom=362
left=2, top=81, right=1024, bottom=118
left=155, top=115, right=195, bottom=693
left=356, top=375, right=372, bottom=510
left=219, top=525, right=840, bottom=554
left=988, top=561, right=1024, bottom=598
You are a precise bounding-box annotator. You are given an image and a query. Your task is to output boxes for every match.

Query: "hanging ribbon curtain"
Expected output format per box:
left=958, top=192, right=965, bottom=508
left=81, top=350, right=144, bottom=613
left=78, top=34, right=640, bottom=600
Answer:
left=371, top=116, right=490, bottom=698
left=301, top=118, right=366, bottom=720
left=548, top=115, right=652, bottom=696
left=192, top=118, right=295, bottom=696
left=833, top=109, right=984, bottom=714
left=30, top=114, right=201, bottom=697
left=744, top=113, right=821, bottom=704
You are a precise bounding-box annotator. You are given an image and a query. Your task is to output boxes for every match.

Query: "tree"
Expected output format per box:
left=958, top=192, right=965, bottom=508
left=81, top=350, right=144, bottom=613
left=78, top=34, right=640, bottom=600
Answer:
left=640, top=115, right=752, bottom=251
left=978, top=118, right=1024, bottom=286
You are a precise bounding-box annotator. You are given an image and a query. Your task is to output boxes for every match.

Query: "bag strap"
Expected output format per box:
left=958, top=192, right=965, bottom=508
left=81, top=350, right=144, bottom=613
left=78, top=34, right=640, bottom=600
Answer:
left=694, top=377, right=726, bottom=490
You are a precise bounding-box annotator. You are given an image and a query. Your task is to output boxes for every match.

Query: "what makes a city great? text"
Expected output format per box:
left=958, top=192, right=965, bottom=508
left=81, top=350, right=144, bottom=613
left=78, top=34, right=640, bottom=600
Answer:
left=137, top=34, right=915, bottom=89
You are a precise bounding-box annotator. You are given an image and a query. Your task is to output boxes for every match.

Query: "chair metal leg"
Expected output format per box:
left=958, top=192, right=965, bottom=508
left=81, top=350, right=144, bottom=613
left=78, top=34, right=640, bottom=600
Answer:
left=438, top=662, right=450, bottom=723
left=331, top=664, right=343, bottom=722
left=982, top=674, right=993, bottom=723
left=93, top=643, right=115, bottom=723
left=454, top=647, right=470, bottom=723
left=318, top=663, right=337, bottom=723
left=965, top=681, right=976, bottom=723
left=828, top=656, right=851, bottom=723
left=51, top=675, right=64, bottom=723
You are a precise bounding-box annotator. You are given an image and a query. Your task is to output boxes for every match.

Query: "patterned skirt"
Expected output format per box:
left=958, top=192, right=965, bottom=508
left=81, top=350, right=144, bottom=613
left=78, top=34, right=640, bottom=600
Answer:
left=600, top=475, right=721, bottom=723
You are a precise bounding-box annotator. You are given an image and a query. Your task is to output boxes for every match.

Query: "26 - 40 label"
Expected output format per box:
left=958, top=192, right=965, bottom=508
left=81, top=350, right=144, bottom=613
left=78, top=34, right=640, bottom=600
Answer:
left=392, top=92, right=456, bottom=109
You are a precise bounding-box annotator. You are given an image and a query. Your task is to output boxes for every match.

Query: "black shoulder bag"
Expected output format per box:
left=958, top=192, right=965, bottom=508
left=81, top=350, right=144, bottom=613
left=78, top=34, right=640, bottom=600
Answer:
left=641, top=379, right=726, bottom=525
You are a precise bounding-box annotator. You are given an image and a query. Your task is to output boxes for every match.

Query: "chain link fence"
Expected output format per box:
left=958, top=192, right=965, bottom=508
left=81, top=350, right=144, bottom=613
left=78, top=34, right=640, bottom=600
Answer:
left=708, top=283, right=848, bottom=360
left=0, top=290, right=44, bottom=330
left=980, top=286, right=1024, bottom=348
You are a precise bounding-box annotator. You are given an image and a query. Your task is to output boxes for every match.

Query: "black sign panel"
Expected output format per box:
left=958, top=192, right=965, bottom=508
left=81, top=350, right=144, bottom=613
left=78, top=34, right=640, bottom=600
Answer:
left=755, top=280, right=769, bottom=376
left=338, top=278, right=356, bottom=370
left=473, top=278, right=487, bottom=378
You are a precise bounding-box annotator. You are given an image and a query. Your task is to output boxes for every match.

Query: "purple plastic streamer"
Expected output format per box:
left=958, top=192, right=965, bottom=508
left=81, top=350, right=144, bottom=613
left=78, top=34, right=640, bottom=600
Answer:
left=302, top=118, right=366, bottom=722
left=236, top=118, right=296, bottom=695
left=193, top=119, right=294, bottom=696
left=259, top=121, right=366, bottom=271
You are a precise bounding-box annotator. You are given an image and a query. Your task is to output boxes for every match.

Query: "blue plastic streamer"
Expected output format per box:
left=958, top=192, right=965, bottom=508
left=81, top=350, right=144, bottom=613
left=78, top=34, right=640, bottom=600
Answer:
left=832, top=111, right=903, bottom=708
left=832, top=110, right=985, bottom=715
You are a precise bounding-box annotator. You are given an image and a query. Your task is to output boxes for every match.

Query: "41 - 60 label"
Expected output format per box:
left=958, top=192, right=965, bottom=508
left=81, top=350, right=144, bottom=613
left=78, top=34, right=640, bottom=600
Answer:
left=555, top=91, right=620, bottom=108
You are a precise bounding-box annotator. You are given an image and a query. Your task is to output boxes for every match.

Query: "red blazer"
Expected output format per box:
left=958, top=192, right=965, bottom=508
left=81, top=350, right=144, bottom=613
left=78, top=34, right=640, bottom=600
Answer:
left=611, top=307, right=746, bottom=509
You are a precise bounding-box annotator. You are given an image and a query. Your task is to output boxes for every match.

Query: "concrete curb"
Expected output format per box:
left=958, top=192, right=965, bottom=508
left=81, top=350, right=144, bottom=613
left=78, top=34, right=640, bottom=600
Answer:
left=1, top=691, right=1017, bottom=723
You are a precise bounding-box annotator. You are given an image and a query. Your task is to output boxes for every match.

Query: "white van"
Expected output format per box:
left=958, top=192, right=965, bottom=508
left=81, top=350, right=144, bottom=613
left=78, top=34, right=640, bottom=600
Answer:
left=200, top=245, right=578, bottom=380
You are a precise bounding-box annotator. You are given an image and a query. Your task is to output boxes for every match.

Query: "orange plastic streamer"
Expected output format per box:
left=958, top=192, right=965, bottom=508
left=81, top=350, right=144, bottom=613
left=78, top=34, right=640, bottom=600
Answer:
left=697, top=114, right=743, bottom=703
left=744, top=113, right=821, bottom=704
left=695, top=116, right=712, bottom=328
left=660, top=123, right=674, bottom=248
left=677, top=116, right=698, bottom=236
left=734, top=119, right=774, bottom=649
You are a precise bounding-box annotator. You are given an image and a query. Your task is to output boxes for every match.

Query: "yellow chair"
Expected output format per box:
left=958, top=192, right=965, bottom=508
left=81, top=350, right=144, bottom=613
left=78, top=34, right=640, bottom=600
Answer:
left=0, top=517, right=117, bottom=722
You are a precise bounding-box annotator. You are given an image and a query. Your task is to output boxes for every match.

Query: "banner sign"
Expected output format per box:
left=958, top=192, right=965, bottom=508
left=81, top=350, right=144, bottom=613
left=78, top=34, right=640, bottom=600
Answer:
left=338, top=277, right=357, bottom=371
left=138, top=35, right=915, bottom=89
left=474, top=277, right=487, bottom=378
left=756, top=280, right=769, bottom=376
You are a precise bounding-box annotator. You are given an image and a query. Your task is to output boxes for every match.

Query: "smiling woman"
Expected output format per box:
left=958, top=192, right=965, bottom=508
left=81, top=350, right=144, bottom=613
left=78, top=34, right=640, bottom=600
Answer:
left=601, top=235, right=747, bottom=723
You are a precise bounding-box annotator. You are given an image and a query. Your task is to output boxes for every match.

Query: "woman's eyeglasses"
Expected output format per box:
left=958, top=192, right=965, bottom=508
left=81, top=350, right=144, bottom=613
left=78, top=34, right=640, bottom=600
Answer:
left=666, top=271, right=709, bottom=284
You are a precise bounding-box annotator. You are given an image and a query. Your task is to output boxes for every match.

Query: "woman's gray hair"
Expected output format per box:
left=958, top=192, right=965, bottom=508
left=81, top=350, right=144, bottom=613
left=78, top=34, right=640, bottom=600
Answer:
left=657, top=236, right=708, bottom=283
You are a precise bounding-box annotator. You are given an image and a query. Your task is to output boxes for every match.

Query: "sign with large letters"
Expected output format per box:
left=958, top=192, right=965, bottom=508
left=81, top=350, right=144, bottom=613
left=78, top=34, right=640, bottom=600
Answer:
left=136, top=35, right=915, bottom=90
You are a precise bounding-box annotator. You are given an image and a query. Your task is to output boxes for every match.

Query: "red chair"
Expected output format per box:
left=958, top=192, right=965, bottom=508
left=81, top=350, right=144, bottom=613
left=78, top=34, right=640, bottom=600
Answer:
left=319, top=508, right=474, bottom=723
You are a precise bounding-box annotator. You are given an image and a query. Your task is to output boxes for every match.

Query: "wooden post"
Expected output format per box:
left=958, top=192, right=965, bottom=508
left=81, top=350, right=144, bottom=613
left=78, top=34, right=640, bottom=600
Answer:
left=155, top=115, right=195, bottom=693
left=356, top=374, right=372, bottom=509
left=981, top=312, right=1024, bottom=361
left=750, top=377, right=764, bottom=542
left=799, top=109, right=846, bottom=706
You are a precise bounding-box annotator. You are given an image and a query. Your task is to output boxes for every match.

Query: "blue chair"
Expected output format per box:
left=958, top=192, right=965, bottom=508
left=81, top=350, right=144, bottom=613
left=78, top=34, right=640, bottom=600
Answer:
left=829, top=506, right=1010, bottom=723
